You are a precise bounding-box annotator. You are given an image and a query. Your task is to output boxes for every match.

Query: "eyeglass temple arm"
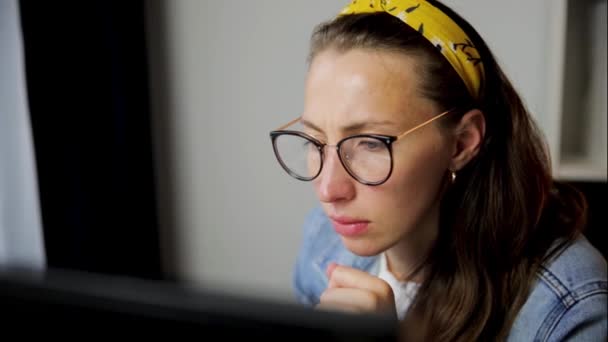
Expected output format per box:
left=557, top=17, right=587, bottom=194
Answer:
left=275, top=110, right=452, bottom=136
left=274, top=117, right=301, bottom=131
left=396, top=109, right=454, bottom=140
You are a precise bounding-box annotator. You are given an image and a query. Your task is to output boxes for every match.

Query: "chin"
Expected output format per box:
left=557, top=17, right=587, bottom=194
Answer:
left=340, top=236, right=385, bottom=257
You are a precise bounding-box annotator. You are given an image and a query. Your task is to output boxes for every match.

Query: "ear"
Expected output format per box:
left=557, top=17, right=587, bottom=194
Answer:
left=449, top=109, right=485, bottom=171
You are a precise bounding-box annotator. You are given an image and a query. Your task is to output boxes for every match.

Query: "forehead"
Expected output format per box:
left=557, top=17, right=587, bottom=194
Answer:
left=303, top=48, right=436, bottom=132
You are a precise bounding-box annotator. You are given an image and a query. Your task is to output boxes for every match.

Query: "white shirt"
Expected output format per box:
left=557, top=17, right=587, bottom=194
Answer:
left=376, top=253, right=420, bottom=320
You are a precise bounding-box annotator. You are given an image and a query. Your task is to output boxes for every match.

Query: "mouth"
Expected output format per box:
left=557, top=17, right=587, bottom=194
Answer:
left=329, top=215, right=370, bottom=237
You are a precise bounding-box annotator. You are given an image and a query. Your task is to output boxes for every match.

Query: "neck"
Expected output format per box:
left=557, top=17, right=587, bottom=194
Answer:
left=385, top=204, right=439, bottom=283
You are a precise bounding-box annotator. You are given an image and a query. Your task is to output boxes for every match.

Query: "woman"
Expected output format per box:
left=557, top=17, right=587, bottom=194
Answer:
left=269, top=0, right=607, bottom=340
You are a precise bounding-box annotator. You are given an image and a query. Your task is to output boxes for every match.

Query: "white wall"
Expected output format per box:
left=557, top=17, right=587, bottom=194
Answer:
left=449, top=0, right=553, bottom=127
left=146, top=1, right=577, bottom=302
left=146, top=0, right=345, bottom=301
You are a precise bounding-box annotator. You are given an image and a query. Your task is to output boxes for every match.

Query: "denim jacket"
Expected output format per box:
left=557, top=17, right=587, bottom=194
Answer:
left=293, top=207, right=607, bottom=341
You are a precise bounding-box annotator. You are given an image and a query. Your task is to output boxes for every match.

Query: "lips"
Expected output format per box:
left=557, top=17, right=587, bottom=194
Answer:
left=329, top=215, right=370, bottom=237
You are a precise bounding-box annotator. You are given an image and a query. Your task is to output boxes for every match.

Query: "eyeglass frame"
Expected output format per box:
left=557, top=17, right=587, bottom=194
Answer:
left=269, top=108, right=456, bottom=186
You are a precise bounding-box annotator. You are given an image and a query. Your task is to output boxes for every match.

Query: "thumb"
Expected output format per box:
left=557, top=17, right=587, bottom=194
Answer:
left=326, top=262, right=338, bottom=279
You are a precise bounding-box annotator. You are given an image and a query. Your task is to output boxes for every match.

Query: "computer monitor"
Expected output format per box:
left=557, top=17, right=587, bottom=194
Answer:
left=0, top=267, right=398, bottom=340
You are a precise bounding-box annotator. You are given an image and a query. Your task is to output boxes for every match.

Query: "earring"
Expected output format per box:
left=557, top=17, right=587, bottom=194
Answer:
left=450, top=170, right=457, bottom=183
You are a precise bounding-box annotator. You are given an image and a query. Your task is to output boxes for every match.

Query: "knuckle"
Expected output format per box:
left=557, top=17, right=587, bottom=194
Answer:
left=378, top=281, right=393, bottom=298
left=364, top=292, right=381, bottom=310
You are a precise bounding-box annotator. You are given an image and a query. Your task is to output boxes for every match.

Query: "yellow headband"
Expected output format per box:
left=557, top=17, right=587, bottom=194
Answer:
left=340, top=0, right=484, bottom=99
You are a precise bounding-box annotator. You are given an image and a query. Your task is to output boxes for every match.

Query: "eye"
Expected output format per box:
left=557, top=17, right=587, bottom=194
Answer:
left=357, top=139, right=383, bottom=152
left=302, top=139, right=320, bottom=151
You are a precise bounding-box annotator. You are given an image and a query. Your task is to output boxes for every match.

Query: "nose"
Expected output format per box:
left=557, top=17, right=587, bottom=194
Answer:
left=315, top=146, right=356, bottom=204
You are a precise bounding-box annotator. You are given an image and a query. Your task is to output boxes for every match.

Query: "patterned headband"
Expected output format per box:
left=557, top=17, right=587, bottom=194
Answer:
left=340, top=0, right=485, bottom=99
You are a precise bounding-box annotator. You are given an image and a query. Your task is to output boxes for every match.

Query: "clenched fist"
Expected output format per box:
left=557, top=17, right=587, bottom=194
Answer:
left=316, top=262, right=397, bottom=319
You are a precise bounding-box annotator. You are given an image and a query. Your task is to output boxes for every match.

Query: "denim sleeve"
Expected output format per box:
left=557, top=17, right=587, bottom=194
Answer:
left=546, top=291, right=607, bottom=341
left=292, top=207, right=325, bottom=306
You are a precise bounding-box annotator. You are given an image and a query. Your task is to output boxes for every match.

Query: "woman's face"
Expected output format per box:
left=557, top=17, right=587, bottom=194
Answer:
left=302, top=48, right=454, bottom=256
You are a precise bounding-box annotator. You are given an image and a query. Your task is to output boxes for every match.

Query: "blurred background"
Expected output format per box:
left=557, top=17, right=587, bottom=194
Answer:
left=1, top=0, right=606, bottom=304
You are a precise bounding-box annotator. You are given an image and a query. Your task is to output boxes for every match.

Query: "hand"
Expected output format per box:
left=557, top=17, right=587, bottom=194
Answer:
left=316, top=262, right=397, bottom=318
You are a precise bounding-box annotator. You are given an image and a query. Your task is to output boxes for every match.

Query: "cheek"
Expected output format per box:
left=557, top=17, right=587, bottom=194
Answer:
left=312, top=178, right=322, bottom=196
left=399, top=148, right=447, bottom=187
left=372, top=139, right=450, bottom=217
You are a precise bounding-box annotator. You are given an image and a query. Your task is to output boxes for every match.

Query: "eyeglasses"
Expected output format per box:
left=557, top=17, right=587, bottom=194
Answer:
left=269, top=109, right=455, bottom=186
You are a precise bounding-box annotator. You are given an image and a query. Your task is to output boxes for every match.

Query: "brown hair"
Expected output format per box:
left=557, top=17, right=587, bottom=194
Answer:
left=308, top=2, right=587, bottom=341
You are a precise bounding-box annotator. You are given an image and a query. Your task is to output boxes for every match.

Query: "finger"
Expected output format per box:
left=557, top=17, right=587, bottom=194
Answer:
left=326, top=262, right=338, bottom=279
left=328, top=265, right=394, bottom=300
left=320, top=287, right=383, bottom=312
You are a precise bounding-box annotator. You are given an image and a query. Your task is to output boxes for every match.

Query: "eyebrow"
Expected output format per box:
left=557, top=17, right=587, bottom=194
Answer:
left=300, top=118, right=398, bottom=134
